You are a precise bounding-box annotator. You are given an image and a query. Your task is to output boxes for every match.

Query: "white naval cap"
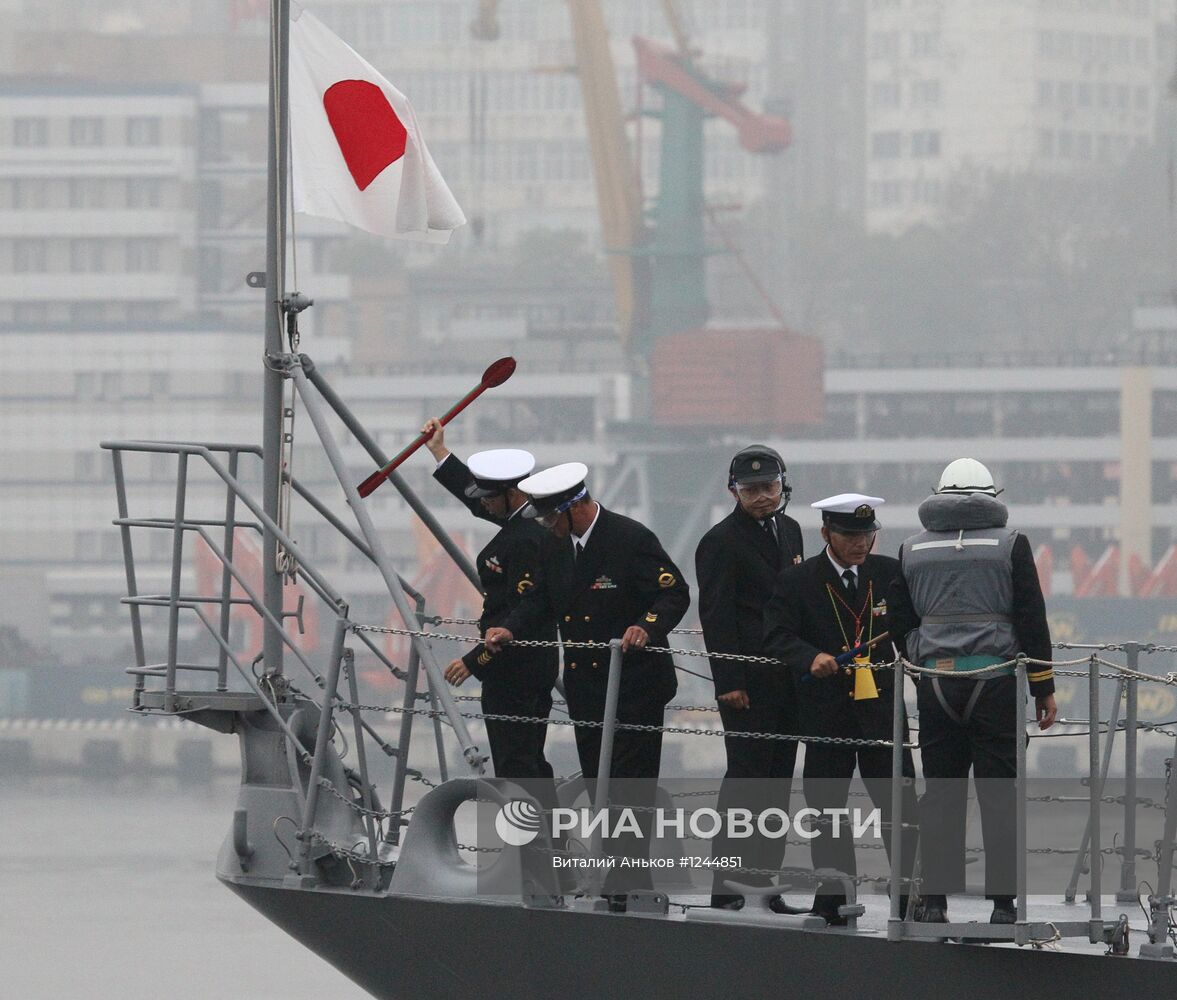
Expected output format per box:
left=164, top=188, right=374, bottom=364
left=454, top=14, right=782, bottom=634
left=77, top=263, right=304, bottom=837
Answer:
left=518, top=462, right=589, bottom=519
left=464, top=448, right=536, bottom=498
left=811, top=493, right=884, bottom=533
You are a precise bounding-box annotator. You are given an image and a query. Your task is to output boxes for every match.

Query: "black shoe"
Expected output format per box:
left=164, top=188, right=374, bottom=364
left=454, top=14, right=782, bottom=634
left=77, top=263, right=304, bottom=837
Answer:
left=768, top=895, right=810, bottom=915
left=990, top=897, right=1016, bottom=924
left=918, top=894, right=948, bottom=923
left=605, top=893, right=628, bottom=913
left=710, top=894, right=744, bottom=911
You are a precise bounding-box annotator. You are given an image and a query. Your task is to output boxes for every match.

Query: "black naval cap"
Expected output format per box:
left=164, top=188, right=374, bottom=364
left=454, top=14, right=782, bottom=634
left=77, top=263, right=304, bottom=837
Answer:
left=728, top=444, right=786, bottom=486
left=811, top=493, right=884, bottom=533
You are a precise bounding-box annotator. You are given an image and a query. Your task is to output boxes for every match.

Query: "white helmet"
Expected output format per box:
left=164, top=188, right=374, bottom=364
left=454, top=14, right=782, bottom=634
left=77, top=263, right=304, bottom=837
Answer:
left=937, top=458, right=1000, bottom=496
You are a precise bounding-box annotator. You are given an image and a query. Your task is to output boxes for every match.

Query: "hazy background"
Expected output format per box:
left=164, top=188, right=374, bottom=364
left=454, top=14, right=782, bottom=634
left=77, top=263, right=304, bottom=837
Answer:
left=3, top=1, right=1177, bottom=995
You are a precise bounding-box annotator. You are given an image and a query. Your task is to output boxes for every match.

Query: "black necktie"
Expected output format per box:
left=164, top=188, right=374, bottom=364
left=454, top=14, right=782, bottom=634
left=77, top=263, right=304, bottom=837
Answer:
left=763, top=518, right=777, bottom=544
left=574, top=540, right=583, bottom=565
left=841, top=568, right=857, bottom=603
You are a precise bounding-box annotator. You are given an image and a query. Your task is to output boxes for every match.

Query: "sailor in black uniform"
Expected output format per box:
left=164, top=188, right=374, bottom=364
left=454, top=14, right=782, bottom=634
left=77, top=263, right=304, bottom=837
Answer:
left=422, top=419, right=559, bottom=789
left=484, top=462, right=690, bottom=906
left=763, top=494, right=917, bottom=925
left=696, top=445, right=805, bottom=911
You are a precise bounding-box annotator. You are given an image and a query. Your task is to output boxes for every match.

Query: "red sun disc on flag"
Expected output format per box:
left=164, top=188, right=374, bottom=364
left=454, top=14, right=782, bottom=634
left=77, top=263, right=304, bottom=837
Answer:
left=323, top=80, right=408, bottom=191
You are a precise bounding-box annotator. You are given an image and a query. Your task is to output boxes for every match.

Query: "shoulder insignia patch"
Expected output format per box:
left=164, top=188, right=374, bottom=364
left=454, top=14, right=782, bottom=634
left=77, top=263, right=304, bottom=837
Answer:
left=478, top=651, right=491, bottom=665
left=658, top=571, right=676, bottom=588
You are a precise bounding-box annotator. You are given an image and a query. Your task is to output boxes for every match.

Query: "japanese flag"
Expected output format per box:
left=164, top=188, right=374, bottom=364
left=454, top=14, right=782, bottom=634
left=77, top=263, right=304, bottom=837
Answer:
left=289, top=4, right=465, bottom=243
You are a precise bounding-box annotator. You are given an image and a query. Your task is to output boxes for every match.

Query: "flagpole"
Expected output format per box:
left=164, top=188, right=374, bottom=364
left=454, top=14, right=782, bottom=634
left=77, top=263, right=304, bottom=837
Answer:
left=262, top=0, right=291, bottom=677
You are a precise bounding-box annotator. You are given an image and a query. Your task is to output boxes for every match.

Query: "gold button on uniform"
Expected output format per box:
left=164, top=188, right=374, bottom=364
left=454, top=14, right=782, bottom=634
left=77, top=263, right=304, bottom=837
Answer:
left=583, top=616, right=591, bottom=622
left=564, top=615, right=571, bottom=622
left=568, top=662, right=577, bottom=669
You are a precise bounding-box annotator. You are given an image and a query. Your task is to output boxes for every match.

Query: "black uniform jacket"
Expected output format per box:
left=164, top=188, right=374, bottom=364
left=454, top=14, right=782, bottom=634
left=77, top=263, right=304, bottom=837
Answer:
left=434, top=456, right=557, bottom=683
left=763, top=551, right=901, bottom=738
left=695, top=503, right=803, bottom=697
left=502, top=505, right=691, bottom=714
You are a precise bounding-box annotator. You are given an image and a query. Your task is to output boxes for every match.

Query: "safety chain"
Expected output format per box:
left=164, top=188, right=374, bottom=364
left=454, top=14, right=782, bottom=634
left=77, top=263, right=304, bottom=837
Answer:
left=314, top=776, right=414, bottom=823
left=332, top=697, right=912, bottom=750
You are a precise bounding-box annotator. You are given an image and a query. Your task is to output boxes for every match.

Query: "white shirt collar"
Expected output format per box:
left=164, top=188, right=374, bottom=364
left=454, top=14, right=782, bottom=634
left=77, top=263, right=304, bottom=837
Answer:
left=826, top=547, right=858, bottom=580
left=572, top=502, right=602, bottom=548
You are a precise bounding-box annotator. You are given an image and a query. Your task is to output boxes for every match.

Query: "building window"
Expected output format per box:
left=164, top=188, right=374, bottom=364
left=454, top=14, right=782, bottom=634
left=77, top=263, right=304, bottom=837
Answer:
left=126, top=116, right=162, bottom=147
left=871, top=80, right=901, bottom=108
left=69, top=178, right=107, bottom=209
left=869, top=180, right=904, bottom=207
left=870, top=31, right=899, bottom=59
left=126, top=302, right=162, bottom=323
left=13, top=302, right=48, bottom=323
left=910, top=130, right=940, bottom=158
left=71, top=238, right=107, bottom=272
left=910, top=31, right=940, bottom=57
left=13, top=239, right=46, bottom=273
left=911, top=79, right=941, bottom=107
left=125, top=238, right=161, bottom=272
left=911, top=177, right=942, bottom=204
left=13, top=117, right=48, bottom=147
left=870, top=130, right=902, bottom=158
left=127, top=177, right=164, bottom=209
left=11, top=178, right=48, bottom=209
left=69, top=117, right=105, bottom=147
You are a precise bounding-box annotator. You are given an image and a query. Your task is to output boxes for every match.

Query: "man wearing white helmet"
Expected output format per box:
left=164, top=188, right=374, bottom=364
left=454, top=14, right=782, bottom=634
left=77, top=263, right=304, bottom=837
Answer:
left=890, top=458, right=1057, bottom=926
left=421, top=418, right=558, bottom=792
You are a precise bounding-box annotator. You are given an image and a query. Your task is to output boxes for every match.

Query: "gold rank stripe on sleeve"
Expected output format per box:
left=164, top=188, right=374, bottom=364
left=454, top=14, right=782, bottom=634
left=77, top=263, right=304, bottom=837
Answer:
left=1027, top=667, right=1054, bottom=682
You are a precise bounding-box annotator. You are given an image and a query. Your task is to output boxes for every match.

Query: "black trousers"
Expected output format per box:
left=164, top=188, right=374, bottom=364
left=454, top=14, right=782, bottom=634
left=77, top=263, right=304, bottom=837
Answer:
left=918, top=674, right=1019, bottom=898
left=803, top=705, right=917, bottom=910
left=711, top=671, right=799, bottom=901
left=568, top=692, right=664, bottom=893
left=480, top=676, right=560, bottom=826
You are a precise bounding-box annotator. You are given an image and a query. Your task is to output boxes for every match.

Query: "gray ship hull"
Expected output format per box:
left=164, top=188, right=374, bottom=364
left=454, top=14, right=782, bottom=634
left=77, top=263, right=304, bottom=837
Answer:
left=221, top=875, right=1173, bottom=999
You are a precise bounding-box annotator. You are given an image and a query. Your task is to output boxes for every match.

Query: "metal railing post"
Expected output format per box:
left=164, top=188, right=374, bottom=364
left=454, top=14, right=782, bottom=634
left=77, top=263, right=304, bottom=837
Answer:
left=165, top=452, right=189, bottom=712
left=1064, top=673, right=1125, bottom=903
left=1015, top=655, right=1029, bottom=943
left=589, top=638, right=624, bottom=888
left=1118, top=642, right=1140, bottom=902
left=110, top=449, right=147, bottom=699
left=215, top=449, right=240, bottom=692
left=887, top=657, right=905, bottom=940
left=387, top=599, right=426, bottom=845
left=299, top=614, right=349, bottom=875
left=1088, top=652, right=1103, bottom=940
left=342, top=647, right=381, bottom=883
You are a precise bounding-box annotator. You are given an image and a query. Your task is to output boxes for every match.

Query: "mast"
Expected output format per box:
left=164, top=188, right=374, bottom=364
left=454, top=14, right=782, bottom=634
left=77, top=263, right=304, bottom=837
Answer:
left=262, top=0, right=291, bottom=677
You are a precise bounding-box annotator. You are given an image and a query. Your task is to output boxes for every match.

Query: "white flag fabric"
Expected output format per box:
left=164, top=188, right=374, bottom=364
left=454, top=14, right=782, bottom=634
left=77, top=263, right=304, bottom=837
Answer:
left=289, top=4, right=465, bottom=243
